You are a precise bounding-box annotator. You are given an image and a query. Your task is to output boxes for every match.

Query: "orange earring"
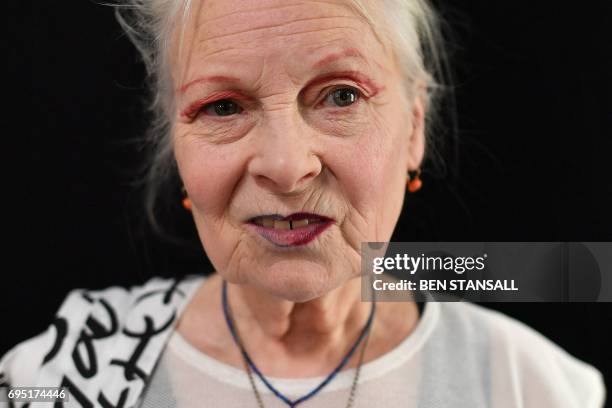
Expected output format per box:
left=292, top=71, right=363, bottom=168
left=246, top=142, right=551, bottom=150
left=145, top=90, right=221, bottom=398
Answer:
left=407, top=169, right=422, bottom=193
left=181, top=186, right=192, bottom=211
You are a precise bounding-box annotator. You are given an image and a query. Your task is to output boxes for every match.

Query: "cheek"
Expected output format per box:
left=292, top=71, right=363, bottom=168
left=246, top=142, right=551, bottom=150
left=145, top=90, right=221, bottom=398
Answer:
left=174, top=128, right=246, bottom=218
left=327, top=104, right=410, bottom=240
left=175, top=132, right=252, bottom=277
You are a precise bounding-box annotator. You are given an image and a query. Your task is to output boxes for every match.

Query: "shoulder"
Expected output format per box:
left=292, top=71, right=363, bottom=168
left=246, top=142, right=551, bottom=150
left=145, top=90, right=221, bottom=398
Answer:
left=435, top=301, right=606, bottom=407
left=0, top=274, right=205, bottom=406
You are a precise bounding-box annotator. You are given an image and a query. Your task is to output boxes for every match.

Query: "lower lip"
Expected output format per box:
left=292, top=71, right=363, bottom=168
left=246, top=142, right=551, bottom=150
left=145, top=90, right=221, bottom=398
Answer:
left=245, top=221, right=334, bottom=247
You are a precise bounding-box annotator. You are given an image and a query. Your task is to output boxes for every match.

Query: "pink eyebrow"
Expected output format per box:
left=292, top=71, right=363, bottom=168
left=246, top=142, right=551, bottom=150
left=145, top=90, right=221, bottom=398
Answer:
left=311, top=48, right=366, bottom=69
left=179, top=75, right=240, bottom=94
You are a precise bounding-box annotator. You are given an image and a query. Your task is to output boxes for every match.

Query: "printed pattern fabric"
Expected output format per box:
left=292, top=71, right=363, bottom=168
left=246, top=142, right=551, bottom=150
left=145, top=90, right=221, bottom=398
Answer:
left=0, top=275, right=204, bottom=408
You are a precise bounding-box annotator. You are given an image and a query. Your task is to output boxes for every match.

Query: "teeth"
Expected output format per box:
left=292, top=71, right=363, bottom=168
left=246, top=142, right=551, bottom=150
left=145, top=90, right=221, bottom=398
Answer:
left=291, top=219, right=309, bottom=228
left=273, top=220, right=291, bottom=230
left=253, top=217, right=320, bottom=229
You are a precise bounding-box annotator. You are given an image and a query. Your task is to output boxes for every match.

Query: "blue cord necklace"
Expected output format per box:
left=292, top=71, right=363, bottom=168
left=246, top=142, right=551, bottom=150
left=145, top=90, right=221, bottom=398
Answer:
left=221, top=280, right=376, bottom=408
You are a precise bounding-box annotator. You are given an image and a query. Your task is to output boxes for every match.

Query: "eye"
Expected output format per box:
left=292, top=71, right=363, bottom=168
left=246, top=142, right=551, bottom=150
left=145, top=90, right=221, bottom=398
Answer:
left=322, top=86, right=361, bottom=108
left=202, top=99, right=243, bottom=117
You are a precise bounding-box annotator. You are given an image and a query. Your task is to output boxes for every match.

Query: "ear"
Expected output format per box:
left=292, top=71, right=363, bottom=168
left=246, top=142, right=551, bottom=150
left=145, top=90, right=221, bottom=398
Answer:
left=406, top=90, right=426, bottom=171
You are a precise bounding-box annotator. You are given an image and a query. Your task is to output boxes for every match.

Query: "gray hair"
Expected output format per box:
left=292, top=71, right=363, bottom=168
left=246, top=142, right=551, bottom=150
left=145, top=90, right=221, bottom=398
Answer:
left=115, top=0, right=453, bottom=234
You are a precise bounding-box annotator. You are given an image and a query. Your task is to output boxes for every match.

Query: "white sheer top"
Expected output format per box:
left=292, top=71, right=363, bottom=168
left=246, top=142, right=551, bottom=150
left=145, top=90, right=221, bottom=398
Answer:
left=139, top=297, right=606, bottom=407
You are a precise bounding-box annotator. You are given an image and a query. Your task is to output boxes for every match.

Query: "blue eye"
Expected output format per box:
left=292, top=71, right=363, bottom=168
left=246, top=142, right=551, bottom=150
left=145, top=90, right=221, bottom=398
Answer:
left=324, top=87, right=360, bottom=107
left=203, top=99, right=243, bottom=116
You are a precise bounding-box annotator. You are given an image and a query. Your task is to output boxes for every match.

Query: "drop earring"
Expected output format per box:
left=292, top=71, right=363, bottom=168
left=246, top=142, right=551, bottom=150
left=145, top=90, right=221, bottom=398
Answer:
left=407, top=169, right=422, bottom=193
left=181, top=186, right=192, bottom=211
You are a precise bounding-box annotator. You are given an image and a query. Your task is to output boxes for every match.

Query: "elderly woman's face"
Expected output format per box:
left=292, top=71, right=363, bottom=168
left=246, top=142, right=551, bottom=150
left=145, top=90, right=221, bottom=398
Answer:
left=173, top=0, right=424, bottom=301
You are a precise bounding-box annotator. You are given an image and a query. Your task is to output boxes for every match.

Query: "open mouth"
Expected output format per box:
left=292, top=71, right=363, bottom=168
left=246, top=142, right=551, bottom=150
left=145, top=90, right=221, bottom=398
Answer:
left=245, top=212, right=334, bottom=246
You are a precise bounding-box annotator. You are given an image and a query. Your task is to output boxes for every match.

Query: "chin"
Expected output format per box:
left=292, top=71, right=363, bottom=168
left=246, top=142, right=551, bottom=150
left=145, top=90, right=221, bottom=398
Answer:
left=252, top=260, right=351, bottom=303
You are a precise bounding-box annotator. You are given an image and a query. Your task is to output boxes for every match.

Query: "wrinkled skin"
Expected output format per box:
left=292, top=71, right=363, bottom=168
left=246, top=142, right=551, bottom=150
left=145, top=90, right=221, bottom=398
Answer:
left=173, top=0, right=425, bottom=377
left=174, top=0, right=425, bottom=301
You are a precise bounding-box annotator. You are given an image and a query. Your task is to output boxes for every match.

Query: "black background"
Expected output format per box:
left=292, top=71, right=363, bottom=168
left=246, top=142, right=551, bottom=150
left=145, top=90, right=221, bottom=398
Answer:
left=11, top=0, right=612, bottom=398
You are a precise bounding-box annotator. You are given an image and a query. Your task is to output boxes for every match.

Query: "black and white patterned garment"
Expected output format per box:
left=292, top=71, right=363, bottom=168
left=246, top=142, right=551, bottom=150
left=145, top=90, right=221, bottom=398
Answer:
left=0, top=275, right=203, bottom=407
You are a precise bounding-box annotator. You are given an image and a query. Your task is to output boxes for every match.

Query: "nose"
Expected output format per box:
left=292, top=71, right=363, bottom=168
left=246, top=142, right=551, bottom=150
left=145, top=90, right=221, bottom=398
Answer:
left=248, top=115, right=322, bottom=194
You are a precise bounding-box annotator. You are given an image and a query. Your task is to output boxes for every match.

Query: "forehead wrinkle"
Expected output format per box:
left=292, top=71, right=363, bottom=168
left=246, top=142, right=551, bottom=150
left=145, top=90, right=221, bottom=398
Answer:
left=190, top=44, right=253, bottom=61
left=305, top=39, right=390, bottom=76
left=188, top=0, right=385, bottom=48
left=179, top=1, right=394, bottom=93
left=264, top=23, right=363, bottom=42
left=190, top=15, right=377, bottom=68
left=311, top=47, right=364, bottom=69
left=175, top=0, right=390, bottom=67
left=184, top=41, right=385, bottom=97
left=188, top=22, right=374, bottom=76
left=193, top=0, right=352, bottom=29
left=194, top=24, right=362, bottom=58
left=192, top=0, right=343, bottom=29
left=195, top=15, right=364, bottom=45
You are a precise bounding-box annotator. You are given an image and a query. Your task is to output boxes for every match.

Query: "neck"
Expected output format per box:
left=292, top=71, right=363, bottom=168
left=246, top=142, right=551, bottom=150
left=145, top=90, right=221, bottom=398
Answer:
left=226, top=277, right=371, bottom=356
left=176, top=274, right=419, bottom=377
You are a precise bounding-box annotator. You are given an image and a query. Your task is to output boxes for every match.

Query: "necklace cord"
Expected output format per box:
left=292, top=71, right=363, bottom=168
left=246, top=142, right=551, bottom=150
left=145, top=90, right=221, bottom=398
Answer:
left=221, top=280, right=376, bottom=407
